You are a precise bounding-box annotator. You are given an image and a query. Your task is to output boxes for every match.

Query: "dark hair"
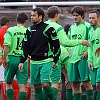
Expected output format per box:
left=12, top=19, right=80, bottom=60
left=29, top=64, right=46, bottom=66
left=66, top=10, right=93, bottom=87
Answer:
left=32, top=7, right=44, bottom=21
left=90, top=10, right=100, bottom=18
left=0, top=16, right=9, bottom=26
left=71, top=6, right=84, bottom=19
left=17, top=12, right=28, bottom=24
left=96, top=9, right=100, bottom=14
left=64, top=24, right=71, bottom=35
left=47, top=6, right=61, bottom=18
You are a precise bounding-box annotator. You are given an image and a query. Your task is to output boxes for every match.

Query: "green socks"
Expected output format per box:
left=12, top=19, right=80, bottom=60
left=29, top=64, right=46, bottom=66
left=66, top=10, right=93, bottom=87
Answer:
left=18, top=92, right=26, bottom=100
left=6, top=89, right=14, bottom=100
left=96, top=91, right=100, bottom=100
left=42, top=89, right=49, bottom=100
left=73, top=93, right=82, bottom=100
left=86, top=90, right=93, bottom=100
left=43, top=87, right=58, bottom=100
left=66, top=89, right=73, bottom=100
left=43, top=86, right=55, bottom=100
left=34, top=87, right=43, bottom=100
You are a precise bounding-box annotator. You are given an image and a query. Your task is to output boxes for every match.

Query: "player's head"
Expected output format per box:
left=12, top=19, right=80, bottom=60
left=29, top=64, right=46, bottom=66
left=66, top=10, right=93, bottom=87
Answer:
left=71, top=6, right=84, bottom=24
left=47, top=6, right=61, bottom=21
left=89, top=10, right=100, bottom=27
left=17, top=12, right=28, bottom=24
left=31, top=7, right=44, bottom=24
left=0, top=16, right=9, bottom=26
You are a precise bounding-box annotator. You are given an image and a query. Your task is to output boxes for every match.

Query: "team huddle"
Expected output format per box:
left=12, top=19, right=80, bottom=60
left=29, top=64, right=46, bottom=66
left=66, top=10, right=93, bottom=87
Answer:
left=0, top=5, right=100, bottom=100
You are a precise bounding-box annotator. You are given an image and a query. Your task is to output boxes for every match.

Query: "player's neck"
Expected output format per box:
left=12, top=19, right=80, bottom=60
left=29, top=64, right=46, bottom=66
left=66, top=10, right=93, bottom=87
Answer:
left=49, top=18, right=57, bottom=23
left=2, top=25, right=8, bottom=28
left=94, top=22, right=99, bottom=29
left=17, top=23, right=25, bottom=26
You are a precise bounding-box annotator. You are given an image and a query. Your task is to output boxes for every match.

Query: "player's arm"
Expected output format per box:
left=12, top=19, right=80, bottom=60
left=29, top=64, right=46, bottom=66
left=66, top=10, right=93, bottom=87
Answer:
left=58, top=27, right=90, bottom=47
left=20, top=28, right=30, bottom=63
left=19, top=28, right=30, bottom=72
left=88, top=34, right=93, bottom=70
left=47, top=27, right=61, bottom=67
left=61, top=66, right=69, bottom=84
left=3, top=30, right=11, bottom=68
left=3, top=46, right=9, bottom=68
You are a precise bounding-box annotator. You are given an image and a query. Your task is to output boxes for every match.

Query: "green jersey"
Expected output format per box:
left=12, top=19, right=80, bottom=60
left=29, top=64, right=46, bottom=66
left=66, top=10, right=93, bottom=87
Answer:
left=45, top=20, right=82, bottom=47
left=88, top=25, right=100, bottom=68
left=60, top=45, right=68, bottom=63
left=4, top=26, right=27, bottom=56
left=68, top=21, right=91, bottom=63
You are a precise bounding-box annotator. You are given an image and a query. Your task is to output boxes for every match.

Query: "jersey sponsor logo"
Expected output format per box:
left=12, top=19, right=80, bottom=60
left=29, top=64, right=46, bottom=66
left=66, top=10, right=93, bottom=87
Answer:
left=91, top=39, right=100, bottom=45
left=72, top=34, right=82, bottom=40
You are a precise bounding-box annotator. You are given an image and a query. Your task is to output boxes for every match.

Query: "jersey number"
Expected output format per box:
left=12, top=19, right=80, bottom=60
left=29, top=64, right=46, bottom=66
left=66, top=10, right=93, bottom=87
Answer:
left=16, top=37, right=22, bottom=50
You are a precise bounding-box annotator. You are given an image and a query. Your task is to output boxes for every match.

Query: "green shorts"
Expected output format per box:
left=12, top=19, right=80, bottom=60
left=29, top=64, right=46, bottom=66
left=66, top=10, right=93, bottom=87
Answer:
left=90, top=68, right=100, bottom=85
left=4, top=56, right=28, bottom=84
left=51, top=60, right=61, bottom=83
left=30, top=61, right=52, bottom=85
left=69, top=58, right=90, bottom=82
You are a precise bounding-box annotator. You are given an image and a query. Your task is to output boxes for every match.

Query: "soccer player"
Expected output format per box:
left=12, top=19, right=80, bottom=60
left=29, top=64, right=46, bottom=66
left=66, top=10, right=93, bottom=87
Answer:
left=88, top=10, right=100, bottom=100
left=68, top=6, right=93, bottom=100
left=95, top=9, right=100, bottom=57
left=0, top=16, right=9, bottom=99
left=18, top=8, right=61, bottom=100
left=3, top=12, right=28, bottom=100
left=45, top=6, right=90, bottom=100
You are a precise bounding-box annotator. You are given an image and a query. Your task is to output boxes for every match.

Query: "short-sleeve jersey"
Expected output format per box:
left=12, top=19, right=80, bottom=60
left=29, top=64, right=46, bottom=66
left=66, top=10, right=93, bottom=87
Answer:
left=4, top=26, right=27, bottom=56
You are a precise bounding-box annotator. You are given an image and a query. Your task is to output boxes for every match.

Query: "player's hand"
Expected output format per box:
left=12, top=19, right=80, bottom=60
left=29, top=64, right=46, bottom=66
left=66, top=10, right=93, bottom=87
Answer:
left=88, top=62, right=93, bottom=71
left=82, top=40, right=90, bottom=47
left=95, top=48, right=100, bottom=56
left=52, top=62, right=56, bottom=68
left=18, top=63, right=24, bottom=72
left=0, top=58, right=2, bottom=66
left=2, top=59, right=8, bottom=68
left=80, top=52, right=88, bottom=59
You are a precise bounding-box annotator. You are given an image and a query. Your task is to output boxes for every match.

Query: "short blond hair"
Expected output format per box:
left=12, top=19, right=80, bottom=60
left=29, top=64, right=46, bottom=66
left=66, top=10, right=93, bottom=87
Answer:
left=47, top=6, right=61, bottom=18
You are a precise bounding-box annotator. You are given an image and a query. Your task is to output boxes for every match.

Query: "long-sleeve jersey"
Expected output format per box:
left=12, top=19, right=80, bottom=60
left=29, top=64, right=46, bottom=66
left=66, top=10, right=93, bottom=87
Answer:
left=45, top=20, right=82, bottom=47
left=20, top=21, right=60, bottom=64
left=68, top=21, right=91, bottom=63
left=88, top=25, right=100, bottom=68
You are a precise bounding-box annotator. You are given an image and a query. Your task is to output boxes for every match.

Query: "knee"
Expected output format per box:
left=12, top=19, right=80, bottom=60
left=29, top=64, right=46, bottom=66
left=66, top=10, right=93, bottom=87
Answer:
left=83, top=81, right=93, bottom=90
left=96, top=83, right=100, bottom=91
left=19, top=84, right=26, bottom=92
left=6, top=83, right=12, bottom=90
left=42, top=83, right=50, bottom=88
left=73, top=82, right=80, bottom=89
left=72, top=82, right=81, bottom=92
